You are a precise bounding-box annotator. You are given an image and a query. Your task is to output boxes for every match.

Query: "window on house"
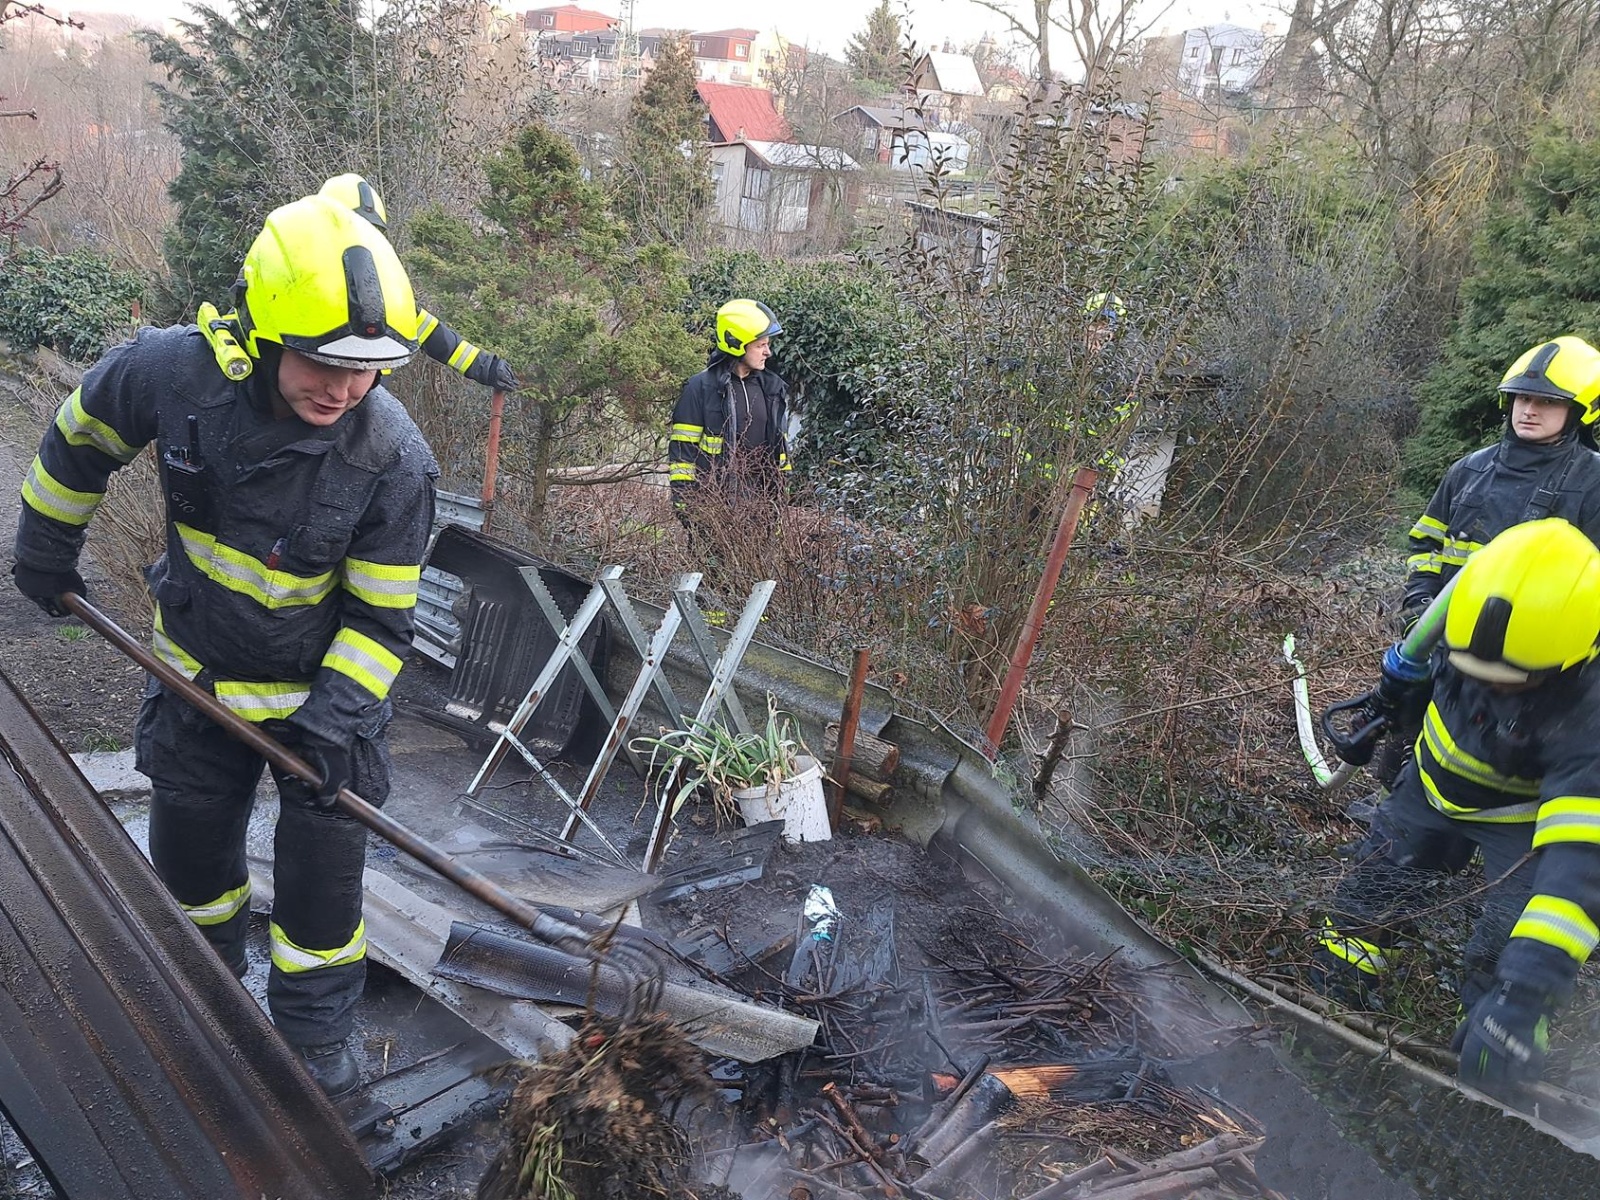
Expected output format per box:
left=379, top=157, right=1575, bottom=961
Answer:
left=1187, top=45, right=1200, bottom=57
left=1230, top=47, right=1244, bottom=64
left=691, top=40, right=702, bottom=53
left=544, top=15, right=553, bottom=25
left=736, top=45, right=747, bottom=57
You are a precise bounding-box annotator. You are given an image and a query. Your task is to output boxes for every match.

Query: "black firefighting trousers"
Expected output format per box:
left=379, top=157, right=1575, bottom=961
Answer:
left=1329, top=762, right=1538, bottom=1007
left=134, top=678, right=390, bottom=1047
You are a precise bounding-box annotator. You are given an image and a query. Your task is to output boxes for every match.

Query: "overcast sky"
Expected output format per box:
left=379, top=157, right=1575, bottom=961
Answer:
left=53, top=0, right=1278, bottom=62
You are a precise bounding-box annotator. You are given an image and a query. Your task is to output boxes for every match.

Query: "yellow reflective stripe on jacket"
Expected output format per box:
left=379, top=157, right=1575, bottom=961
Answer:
left=1512, top=894, right=1600, bottom=965
left=448, top=340, right=481, bottom=373
left=416, top=310, right=440, bottom=340
left=21, top=457, right=103, bottom=526
left=269, top=919, right=366, bottom=973
left=213, top=680, right=312, bottom=722
left=177, top=524, right=337, bottom=609
left=1319, top=920, right=1388, bottom=975
left=341, top=556, right=420, bottom=609
left=1421, top=704, right=1541, bottom=797
left=1533, top=797, right=1600, bottom=848
left=55, top=387, right=140, bottom=463
left=701, top=436, right=724, bottom=455
left=1418, top=762, right=1542, bottom=822
left=182, top=881, right=251, bottom=927
left=1408, top=514, right=1447, bottom=541
left=152, top=605, right=204, bottom=678
left=1406, top=552, right=1443, bottom=576
left=669, top=462, right=696, bottom=483
left=670, top=422, right=703, bottom=443
left=324, top=627, right=402, bottom=700
left=1437, top=536, right=1481, bottom=567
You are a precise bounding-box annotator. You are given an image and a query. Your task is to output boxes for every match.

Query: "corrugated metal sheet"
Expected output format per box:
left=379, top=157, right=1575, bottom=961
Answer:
left=414, top=491, right=486, bottom=667
left=0, top=669, right=374, bottom=1200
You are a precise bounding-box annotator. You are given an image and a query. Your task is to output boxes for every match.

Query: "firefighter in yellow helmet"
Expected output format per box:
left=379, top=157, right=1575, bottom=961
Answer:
left=1314, top=519, right=1600, bottom=1095
left=1361, top=337, right=1600, bottom=794
left=11, top=194, right=439, bottom=1100
left=318, top=173, right=520, bottom=393
left=668, top=299, right=792, bottom=548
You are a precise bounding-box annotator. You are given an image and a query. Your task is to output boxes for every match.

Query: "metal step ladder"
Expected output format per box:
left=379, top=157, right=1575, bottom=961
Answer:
left=465, top=565, right=773, bottom=871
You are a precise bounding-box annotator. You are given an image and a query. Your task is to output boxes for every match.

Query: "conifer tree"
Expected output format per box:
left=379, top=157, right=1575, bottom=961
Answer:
left=1405, top=131, right=1600, bottom=490
left=614, top=34, right=711, bottom=246
left=409, top=123, right=701, bottom=531
left=845, top=1, right=903, bottom=89
left=140, top=0, right=373, bottom=312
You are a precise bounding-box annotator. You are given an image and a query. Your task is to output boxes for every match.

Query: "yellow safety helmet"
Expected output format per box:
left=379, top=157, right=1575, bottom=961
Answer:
left=1497, top=336, right=1600, bottom=425
left=237, top=195, right=418, bottom=371
left=1085, top=292, right=1126, bottom=325
left=319, top=172, right=388, bottom=230
left=1444, top=519, right=1600, bottom=683
left=715, top=299, right=782, bottom=355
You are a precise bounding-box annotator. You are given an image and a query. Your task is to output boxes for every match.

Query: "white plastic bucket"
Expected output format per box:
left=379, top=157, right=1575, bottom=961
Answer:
left=732, top=755, right=831, bottom=843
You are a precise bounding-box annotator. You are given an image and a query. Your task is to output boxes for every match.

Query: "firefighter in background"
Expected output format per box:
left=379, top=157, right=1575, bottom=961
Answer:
left=319, top=173, right=521, bottom=394
left=1084, top=290, right=1126, bottom=355
left=10, top=194, right=438, bottom=1099
left=1367, top=337, right=1600, bottom=792
left=1313, top=519, right=1600, bottom=1095
left=668, top=298, right=792, bottom=544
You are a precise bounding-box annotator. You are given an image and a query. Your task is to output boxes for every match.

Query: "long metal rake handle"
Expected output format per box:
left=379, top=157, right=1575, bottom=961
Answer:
left=62, top=592, right=663, bottom=1006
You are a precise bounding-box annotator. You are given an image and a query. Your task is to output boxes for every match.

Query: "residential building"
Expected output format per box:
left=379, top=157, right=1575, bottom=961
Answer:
left=520, top=4, right=616, bottom=34
left=708, top=140, right=860, bottom=242
left=751, top=29, right=800, bottom=91
left=905, top=50, right=985, bottom=125
left=697, top=82, right=791, bottom=143
left=533, top=26, right=668, bottom=89
left=834, top=103, right=967, bottom=174
left=690, top=28, right=758, bottom=85
left=1173, top=24, right=1270, bottom=101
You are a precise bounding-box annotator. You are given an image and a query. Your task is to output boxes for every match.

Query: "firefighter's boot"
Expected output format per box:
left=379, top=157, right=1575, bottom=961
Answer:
left=296, top=1039, right=360, bottom=1099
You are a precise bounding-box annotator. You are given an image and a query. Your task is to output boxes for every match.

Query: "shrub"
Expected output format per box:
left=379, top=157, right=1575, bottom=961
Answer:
left=0, top=245, right=144, bottom=361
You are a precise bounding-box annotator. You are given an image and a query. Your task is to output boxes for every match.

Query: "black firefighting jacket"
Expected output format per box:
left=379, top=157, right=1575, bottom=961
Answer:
left=1404, top=429, right=1600, bottom=611
left=668, top=355, right=791, bottom=508
left=417, top=309, right=509, bottom=389
left=14, top=325, right=437, bottom=746
left=1415, top=656, right=1600, bottom=997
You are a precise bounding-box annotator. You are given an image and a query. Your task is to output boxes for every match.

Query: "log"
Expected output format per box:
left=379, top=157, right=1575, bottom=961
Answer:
left=842, top=775, right=891, bottom=804
left=916, top=1118, right=1000, bottom=1197
left=823, top=724, right=901, bottom=782
left=1019, top=1157, right=1115, bottom=1200
left=1081, top=1166, right=1220, bottom=1199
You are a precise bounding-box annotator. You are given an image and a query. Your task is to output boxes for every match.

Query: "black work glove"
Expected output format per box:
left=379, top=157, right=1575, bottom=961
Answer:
left=467, top=353, right=519, bottom=392
left=263, top=720, right=351, bottom=809
left=12, top=562, right=88, bottom=618
left=1456, top=980, right=1554, bottom=1093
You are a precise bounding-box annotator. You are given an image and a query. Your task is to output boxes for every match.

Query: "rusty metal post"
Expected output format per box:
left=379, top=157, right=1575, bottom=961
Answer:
left=480, top=388, right=506, bottom=532
left=828, top=647, right=872, bottom=830
left=983, top=466, right=1098, bottom=761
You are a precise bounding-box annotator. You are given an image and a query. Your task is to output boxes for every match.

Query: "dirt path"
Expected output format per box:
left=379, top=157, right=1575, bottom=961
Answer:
left=0, top=375, right=145, bottom=752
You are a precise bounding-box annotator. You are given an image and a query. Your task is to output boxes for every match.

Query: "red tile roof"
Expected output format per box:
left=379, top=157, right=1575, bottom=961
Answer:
left=695, top=81, right=792, bottom=143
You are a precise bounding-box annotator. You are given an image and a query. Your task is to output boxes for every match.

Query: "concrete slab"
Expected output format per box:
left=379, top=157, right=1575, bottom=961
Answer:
left=70, top=748, right=150, bottom=802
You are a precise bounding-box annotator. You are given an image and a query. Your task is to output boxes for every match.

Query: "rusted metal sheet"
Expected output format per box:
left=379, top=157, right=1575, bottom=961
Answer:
left=0, top=668, right=374, bottom=1200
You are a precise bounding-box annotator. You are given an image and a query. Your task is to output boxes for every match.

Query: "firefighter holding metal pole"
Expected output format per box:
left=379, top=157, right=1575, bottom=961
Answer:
left=9, top=193, right=438, bottom=1098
